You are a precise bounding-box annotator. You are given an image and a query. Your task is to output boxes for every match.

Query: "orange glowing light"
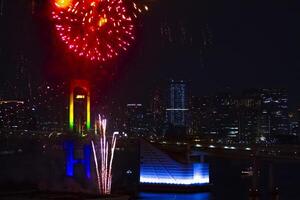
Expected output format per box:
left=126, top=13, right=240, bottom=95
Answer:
left=76, top=95, right=85, bottom=99
left=55, top=0, right=72, bottom=9
left=98, top=17, right=108, bottom=27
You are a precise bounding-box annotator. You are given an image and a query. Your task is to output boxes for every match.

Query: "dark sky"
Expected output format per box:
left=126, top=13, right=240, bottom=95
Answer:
left=1, top=0, right=300, bottom=108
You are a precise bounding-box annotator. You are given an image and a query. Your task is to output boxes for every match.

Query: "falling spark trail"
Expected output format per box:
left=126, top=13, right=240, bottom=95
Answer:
left=92, top=114, right=118, bottom=195
left=91, top=141, right=101, bottom=193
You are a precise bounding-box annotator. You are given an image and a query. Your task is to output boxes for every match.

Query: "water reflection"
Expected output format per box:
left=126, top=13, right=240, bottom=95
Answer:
left=138, top=192, right=211, bottom=200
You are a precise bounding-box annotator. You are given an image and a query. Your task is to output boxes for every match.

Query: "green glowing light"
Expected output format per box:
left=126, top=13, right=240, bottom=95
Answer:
left=87, top=93, right=91, bottom=130
left=69, top=91, right=74, bottom=130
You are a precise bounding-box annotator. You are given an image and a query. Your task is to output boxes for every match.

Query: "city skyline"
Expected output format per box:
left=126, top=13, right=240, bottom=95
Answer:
left=1, top=0, right=300, bottom=108
left=1, top=1, right=300, bottom=199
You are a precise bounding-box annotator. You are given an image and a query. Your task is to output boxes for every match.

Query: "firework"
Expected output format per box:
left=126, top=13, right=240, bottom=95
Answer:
left=129, top=0, right=149, bottom=18
left=52, top=0, right=135, bottom=62
left=91, top=114, right=118, bottom=195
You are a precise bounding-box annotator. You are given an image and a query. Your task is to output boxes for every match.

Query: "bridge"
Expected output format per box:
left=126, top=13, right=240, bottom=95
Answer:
left=148, top=140, right=300, bottom=162
left=146, top=139, right=299, bottom=197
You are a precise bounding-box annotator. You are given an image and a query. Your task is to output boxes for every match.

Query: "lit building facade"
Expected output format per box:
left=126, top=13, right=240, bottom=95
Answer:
left=125, top=104, right=150, bottom=137
left=259, top=88, right=289, bottom=140
left=166, top=80, right=189, bottom=127
left=213, top=93, right=239, bottom=138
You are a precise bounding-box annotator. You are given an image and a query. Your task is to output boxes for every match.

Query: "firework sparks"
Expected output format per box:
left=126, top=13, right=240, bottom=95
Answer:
left=91, top=114, right=118, bottom=195
left=52, top=0, right=135, bottom=62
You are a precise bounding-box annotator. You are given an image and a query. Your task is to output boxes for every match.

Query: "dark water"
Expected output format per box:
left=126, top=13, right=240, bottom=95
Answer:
left=136, top=156, right=300, bottom=200
left=1, top=145, right=299, bottom=200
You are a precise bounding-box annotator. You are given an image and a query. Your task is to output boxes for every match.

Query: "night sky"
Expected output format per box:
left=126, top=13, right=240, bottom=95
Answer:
left=1, top=0, right=300, bottom=108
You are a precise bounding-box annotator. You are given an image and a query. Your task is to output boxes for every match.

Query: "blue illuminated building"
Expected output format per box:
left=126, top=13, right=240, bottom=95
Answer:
left=140, top=141, right=209, bottom=185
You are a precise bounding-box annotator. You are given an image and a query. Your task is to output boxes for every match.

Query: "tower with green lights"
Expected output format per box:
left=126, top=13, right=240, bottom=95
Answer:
left=69, top=79, right=91, bottom=135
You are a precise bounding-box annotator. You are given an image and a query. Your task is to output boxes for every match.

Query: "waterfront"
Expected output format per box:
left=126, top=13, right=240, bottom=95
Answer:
left=1, top=148, right=300, bottom=200
left=137, top=156, right=300, bottom=200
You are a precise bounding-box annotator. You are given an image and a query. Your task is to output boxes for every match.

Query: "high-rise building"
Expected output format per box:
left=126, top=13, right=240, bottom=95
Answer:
left=213, top=92, right=239, bottom=139
left=150, top=87, right=165, bottom=135
left=236, top=88, right=289, bottom=143
left=237, top=89, right=262, bottom=142
left=125, top=104, right=150, bottom=137
left=166, top=80, right=189, bottom=127
left=190, top=96, right=212, bottom=135
left=189, top=88, right=291, bottom=143
left=259, top=88, right=289, bottom=139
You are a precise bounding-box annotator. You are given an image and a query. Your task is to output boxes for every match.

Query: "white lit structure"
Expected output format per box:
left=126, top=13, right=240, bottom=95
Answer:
left=140, top=141, right=209, bottom=185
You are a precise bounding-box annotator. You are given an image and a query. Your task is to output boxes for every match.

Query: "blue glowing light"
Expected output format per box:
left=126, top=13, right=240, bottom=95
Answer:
left=139, top=192, right=211, bottom=200
left=64, top=141, right=91, bottom=178
left=140, top=141, right=209, bottom=185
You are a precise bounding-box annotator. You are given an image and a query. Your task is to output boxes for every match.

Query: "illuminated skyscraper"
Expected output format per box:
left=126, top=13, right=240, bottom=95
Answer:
left=166, top=80, right=189, bottom=127
left=259, top=88, right=289, bottom=138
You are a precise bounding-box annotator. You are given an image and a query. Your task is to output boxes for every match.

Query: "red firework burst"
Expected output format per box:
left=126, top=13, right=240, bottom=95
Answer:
left=52, top=0, right=135, bottom=62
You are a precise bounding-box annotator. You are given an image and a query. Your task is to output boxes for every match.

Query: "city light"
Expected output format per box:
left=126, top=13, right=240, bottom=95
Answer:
left=0, top=100, right=24, bottom=104
left=69, top=90, right=74, bottom=130
left=1, top=1, right=300, bottom=198
left=87, top=93, right=91, bottom=130
left=75, top=95, right=85, bottom=99
left=166, top=108, right=189, bottom=111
